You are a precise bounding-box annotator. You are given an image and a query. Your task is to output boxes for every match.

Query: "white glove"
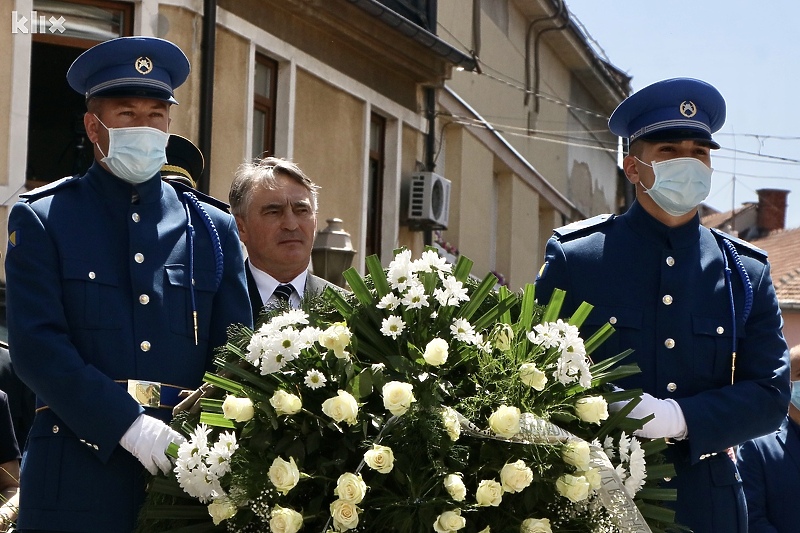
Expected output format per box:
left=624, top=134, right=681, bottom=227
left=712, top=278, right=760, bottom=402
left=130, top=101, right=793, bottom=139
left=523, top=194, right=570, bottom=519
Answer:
left=610, top=393, right=688, bottom=440
left=119, top=413, right=186, bottom=475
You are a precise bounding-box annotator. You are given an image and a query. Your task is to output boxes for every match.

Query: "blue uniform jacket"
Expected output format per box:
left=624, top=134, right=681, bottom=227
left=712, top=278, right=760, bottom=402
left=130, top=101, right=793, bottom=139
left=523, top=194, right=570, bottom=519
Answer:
left=535, top=200, right=790, bottom=533
left=5, top=163, right=253, bottom=532
left=737, top=416, right=800, bottom=532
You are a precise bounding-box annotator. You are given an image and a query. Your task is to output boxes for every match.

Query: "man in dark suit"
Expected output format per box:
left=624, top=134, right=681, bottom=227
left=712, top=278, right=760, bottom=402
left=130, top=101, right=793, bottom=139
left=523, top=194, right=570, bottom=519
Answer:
left=229, top=157, right=335, bottom=321
left=737, top=343, right=800, bottom=532
left=534, top=78, right=789, bottom=533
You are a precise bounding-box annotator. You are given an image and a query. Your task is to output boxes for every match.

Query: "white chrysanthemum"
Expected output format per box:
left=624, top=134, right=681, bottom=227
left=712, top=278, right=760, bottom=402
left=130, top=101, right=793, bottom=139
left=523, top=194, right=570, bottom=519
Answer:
left=625, top=439, right=647, bottom=497
left=270, top=309, right=310, bottom=329
left=245, top=331, right=271, bottom=367
left=388, top=250, right=415, bottom=292
left=377, top=293, right=401, bottom=310
left=475, top=333, right=492, bottom=353
left=299, top=325, right=324, bottom=346
left=401, top=284, right=429, bottom=310
left=602, top=435, right=616, bottom=460
left=304, top=369, right=327, bottom=389
left=413, top=249, right=452, bottom=277
left=381, top=315, right=406, bottom=339
left=275, top=327, right=303, bottom=361
left=450, top=318, right=476, bottom=344
left=527, top=321, right=561, bottom=349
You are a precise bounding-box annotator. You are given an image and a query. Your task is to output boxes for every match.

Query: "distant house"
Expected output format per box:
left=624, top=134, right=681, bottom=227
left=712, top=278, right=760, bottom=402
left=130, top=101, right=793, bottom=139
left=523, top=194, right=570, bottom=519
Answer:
left=701, top=189, right=800, bottom=348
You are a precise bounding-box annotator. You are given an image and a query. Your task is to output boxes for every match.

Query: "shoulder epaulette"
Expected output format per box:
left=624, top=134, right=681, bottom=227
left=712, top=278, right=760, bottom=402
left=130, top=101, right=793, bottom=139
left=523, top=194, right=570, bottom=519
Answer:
left=20, top=175, right=81, bottom=202
left=710, top=228, right=768, bottom=260
left=553, top=214, right=615, bottom=240
left=166, top=180, right=231, bottom=213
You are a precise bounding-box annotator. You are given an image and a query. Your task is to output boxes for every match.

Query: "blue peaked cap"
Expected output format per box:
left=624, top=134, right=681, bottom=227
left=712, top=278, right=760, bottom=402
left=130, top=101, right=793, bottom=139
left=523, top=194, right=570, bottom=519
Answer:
left=609, top=78, right=726, bottom=149
left=67, top=36, right=190, bottom=104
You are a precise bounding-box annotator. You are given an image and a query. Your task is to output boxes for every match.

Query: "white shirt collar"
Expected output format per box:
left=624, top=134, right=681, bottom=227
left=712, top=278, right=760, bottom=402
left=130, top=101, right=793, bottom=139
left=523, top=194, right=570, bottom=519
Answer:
left=248, top=263, right=308, bottom=309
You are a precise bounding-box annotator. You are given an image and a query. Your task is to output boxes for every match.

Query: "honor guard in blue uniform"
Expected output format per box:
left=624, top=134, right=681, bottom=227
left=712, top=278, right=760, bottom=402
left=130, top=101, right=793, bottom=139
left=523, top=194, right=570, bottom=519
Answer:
left=5, top=36, right=253, bottom=532
left=162, top=134, right=204, bottom=188
left=535, top=78, right=790, bottom=533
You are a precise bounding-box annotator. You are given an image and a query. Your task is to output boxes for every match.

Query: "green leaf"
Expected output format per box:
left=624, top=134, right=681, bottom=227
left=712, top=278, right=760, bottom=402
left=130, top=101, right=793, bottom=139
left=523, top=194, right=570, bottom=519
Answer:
left=343, top=267, right=375, bottom=307
left=366, top=254, right=391, bottom=298
left=584, top=323, right=616, bottom=356
left=202, top=371, right=244, bottom=394
left=518, top=283, right=537, bottom=329
left=199, top=412, right=236, bottom=429
left=542, top=288, right=565, bottom=322
left=567, top=301, right=593, bottom=328
left=636, top=487, right=678, bottom=501
left=452, top=255, right=474, bottom=282
left=456, top=273, right=499, bottom=322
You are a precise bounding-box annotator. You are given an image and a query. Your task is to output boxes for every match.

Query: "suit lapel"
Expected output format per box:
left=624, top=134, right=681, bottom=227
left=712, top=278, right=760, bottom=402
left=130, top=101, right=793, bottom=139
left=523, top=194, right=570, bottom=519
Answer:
left=244, top=259, right=264, bottom=323
left=780, top=417, right=800, bottom=475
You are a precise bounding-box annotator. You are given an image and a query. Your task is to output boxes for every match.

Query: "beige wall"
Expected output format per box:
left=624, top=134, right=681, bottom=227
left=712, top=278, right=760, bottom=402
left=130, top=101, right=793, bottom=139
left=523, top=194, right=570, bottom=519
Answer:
left=506, top=175, right=542, bottom=290
left=292, top=69, right=366, bottom=267
left=0, top=28, right=12, bottom=189
left=783, top=311, right=800, bottom=349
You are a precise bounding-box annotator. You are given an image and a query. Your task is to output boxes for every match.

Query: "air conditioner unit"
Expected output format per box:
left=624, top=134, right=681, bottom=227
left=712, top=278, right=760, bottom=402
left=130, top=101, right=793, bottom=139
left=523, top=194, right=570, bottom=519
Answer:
left=407, top=172, right=451, bottom=229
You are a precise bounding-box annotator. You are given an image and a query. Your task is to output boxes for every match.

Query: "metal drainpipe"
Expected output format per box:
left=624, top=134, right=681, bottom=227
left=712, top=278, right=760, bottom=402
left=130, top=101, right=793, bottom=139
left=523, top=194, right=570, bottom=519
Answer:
left=424, top=86, right=436, bottom=247
left=198, top=0, right=216, bottom=194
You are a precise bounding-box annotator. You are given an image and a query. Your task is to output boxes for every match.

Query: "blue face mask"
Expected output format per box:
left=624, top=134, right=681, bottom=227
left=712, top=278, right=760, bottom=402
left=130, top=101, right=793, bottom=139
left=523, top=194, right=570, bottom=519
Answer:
left=791, top=381, right=800, bottom=410
left=635, top=157, right=713, bottom=217
left=94, top=115, right=169, bottom=185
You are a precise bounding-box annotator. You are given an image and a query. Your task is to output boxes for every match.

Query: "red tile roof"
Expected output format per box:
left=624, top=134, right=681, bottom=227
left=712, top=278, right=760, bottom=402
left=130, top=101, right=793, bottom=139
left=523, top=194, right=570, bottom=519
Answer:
left=750, top=227, right=800, bottom=308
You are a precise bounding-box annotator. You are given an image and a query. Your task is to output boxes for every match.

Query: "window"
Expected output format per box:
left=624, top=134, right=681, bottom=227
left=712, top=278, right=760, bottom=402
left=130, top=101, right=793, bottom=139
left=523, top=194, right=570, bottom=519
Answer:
left=366, top=114, right=386, bottom=259
left=252, top=54, right=278, bottom=158
left=25, top=0, right=133, bottom=188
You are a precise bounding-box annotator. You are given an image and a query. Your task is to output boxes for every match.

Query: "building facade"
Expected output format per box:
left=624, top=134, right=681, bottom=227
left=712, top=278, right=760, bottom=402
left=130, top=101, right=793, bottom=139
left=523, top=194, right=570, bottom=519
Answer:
left=1, top=0, right=629, bottom=293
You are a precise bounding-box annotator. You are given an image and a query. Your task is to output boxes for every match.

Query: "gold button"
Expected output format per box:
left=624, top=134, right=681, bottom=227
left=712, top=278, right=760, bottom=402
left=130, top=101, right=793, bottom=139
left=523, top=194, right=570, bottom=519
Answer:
left=139, top=294, right=150, bottom=305
left=662, top=295, right=673, bottom=305
left=666, top=256, right=675, bottom=266
left=716, top=326, right=724, bottom=334
left=52, top=425, right=59, bottom=433
left=609, top=316, right=617, bottom=325
left=664, top=338, right=675, bottom=349
left=140, top=341, right=151, bottom=352
left=132, top=213, right=140, bottom=223
left=88, top=271, right=96, bottom=280
left=134, top=253, right=144, bottom=263
left=667, top=382, right=677, bottom=392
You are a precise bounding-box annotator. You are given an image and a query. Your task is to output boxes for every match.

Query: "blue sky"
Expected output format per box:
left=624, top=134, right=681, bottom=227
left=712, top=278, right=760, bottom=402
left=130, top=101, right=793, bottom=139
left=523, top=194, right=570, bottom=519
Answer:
left=564, top=0, right=800, bottom=229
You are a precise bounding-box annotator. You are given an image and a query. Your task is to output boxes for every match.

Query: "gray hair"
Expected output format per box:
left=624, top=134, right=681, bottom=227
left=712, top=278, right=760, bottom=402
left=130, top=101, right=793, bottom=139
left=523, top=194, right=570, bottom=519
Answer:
left=229, top=157, right=320, bottom=217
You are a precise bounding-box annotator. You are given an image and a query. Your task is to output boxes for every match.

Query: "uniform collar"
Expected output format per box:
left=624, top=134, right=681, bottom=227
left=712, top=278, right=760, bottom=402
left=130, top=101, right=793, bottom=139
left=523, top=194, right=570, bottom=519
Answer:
left=623, top=200, right=702, bottom=249
left=85, top=161, right=164, bottom=206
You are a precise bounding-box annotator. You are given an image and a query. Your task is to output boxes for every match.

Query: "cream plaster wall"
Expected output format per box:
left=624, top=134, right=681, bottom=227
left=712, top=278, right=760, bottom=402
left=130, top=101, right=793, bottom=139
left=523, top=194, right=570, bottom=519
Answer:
left=783, top=311, right=800, bottom=349
left=507, top=176, right=541, bottom=290
left=292, top=69, right=366, bottom=269
left=444, top=127, right=495, bottom=278
left=0, top=27, right=12, bottom=189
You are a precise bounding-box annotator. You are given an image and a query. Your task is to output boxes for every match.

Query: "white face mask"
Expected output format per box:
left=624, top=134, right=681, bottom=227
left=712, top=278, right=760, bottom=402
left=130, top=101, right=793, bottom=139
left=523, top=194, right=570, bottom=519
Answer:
left=94, top=115, right=169, bottom=185
left=634, top=156, right=714, bottom=217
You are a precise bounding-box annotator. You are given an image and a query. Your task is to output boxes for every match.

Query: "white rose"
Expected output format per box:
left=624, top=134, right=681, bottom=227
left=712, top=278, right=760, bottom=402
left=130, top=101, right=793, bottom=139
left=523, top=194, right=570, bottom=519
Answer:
left=580, top=467, right=602, bottom=490
left=475, top=479, right=503, bottom=507
left=520, top=518, right=552, bottom=533
left=423, top=338, right=449, bottom=366
left=270, top=389, right=302, bottom=416
left=334, top=472, right=367, bottom=504
left=433, top=509, right=466, bottom=533
left=221, top=395, right=255, bottom=422
left=500, top=459, right=533, bottom=493
left=562, top=440, right=591, bottom=470
left=270, top=505, right=304, bottom=533
left=382, top=381, right=416, bottom=416
left=364, top=444, right=394, bottom=474
left=443, top=473, right=467, bottom=501
left=442, top=407, right=461, bottom=441
left=322, top=390, right=359, bottom=425
left=330, top=499, right=360, bottom=531
left=268, top=456, right=300, bottom=495
left=493, top=323, right=514, bottom=352
left=207, top=497, right=237, bottom=525
left=319, top=322, right=352, bottom=359
left=519, top=363, right=547, bottom=391
left=556, top=473, right=591, bottom=503
left=575, top=396, right=609, bottom=425
left=488, top=405, right=521, bottom=438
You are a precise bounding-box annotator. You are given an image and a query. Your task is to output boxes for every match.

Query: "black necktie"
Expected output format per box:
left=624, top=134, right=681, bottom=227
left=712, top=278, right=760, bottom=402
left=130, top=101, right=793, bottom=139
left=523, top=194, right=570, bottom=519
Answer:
left=273, top=284, right=294, bottom=304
